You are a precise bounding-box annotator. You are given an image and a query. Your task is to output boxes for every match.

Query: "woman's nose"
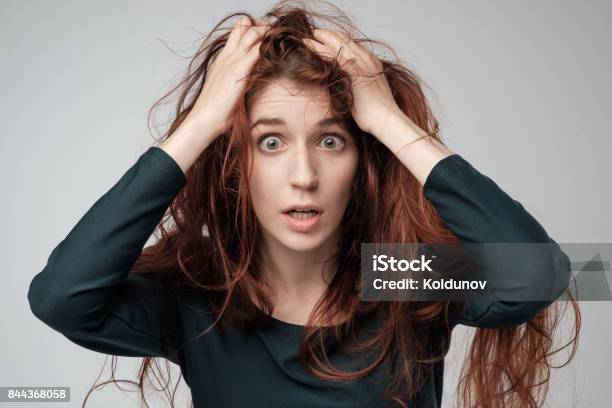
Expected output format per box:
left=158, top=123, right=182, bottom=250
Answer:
left=288, top=147, right=318, bottom=190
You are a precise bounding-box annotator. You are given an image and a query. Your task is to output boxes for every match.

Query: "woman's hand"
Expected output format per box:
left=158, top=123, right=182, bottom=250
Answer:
left=301, top=28, right=455, bottom=186
left=161, top=17, right=270, bottom=174
left=186, top=16, right=271, bottom=137
left=301, top=29, right=402, bottom=138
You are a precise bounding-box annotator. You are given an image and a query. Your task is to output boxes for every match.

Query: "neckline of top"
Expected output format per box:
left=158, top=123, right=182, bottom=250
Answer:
left=254, top=306, right=351, bottom=331
left=262, top=312, right=308, bottom=330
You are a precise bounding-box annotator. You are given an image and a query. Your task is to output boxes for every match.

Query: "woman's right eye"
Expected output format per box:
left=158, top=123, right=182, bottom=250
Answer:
left=257, top=134, right=285, bottom=152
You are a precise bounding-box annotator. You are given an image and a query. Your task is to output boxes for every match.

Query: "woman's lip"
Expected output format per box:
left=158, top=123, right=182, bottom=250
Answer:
left=282, top=211, right=322, bottom=233
left=281, top=206, right=324, bottom=213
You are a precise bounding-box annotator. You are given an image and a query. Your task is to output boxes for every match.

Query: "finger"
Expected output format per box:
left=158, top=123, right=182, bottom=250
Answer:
left=312, top=29, right=372, bottom=69
left=254, top=18, right=271, bottom=26
left=226, top=16, right=251, bottom=49
left=239, top=25, right=271, bottom=52
left=312, top=28, right=348, bottom=50
left=302, top=38, right=337, bottom=60
left=312, top=29, right=357, bottom=62
left=239, top=39, right=264, bottom=74
left=244, top=38, right=263, bottom=62
left=343, top=40, right=380, bottom=72
left=305, top=37, right=347, bottom=63
left=314, top=28, right=365, bottom=56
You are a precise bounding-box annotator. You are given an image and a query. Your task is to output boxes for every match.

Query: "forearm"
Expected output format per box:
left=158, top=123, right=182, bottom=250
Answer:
left=416, top=148, right=569, bottom=327
left=159, top=118, right=220, bottom=176
left=28, top=147, right=187, bottom=332
left=373, top=108, right=455, bottom=186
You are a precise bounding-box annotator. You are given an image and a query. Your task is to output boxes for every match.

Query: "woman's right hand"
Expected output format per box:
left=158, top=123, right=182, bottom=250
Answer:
left=186, top=16, right=270, bottom=137
left=161, top=17, right=270, bottom=175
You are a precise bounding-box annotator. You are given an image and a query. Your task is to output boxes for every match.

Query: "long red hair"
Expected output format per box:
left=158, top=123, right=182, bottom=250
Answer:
left=84, top=1, right=580, bottom=407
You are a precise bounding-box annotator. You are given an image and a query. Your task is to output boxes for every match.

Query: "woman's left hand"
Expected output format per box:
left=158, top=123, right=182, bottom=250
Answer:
left=302, top=28, right=401, bottom=137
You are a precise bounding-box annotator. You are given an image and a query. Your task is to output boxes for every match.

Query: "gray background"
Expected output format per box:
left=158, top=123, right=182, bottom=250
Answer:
left=2, top=0, right=610, bottom=406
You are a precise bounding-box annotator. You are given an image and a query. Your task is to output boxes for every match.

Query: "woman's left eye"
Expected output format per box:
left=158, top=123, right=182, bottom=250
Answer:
left=319, top=134, right=345, bottom=150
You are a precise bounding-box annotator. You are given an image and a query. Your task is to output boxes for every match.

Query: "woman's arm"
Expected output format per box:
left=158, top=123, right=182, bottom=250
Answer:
left=373, top=109, right=457, bottom=186
left=376, top=111, right=570, bottom=328
left=297, top=27, right=570, bottom=329
left=27, top=131, right=200, bottom=364
left=29, top=18, right=273, bottom=361
left=420, top=153, right=572, bottom=328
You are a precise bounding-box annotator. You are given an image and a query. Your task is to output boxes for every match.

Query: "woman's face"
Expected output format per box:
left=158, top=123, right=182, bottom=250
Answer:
left=247, top=79, right=359, bottom=253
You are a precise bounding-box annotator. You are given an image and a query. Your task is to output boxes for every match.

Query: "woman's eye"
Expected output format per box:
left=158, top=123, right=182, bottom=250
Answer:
left=319, top=134, right=345, bottom=150
left=258, top=135, right=284, bottom=151
left=256, top=133, right=345, bottom=152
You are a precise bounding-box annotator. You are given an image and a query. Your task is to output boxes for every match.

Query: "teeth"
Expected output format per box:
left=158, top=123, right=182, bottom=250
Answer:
left=288, top=210, right=318, bottom=219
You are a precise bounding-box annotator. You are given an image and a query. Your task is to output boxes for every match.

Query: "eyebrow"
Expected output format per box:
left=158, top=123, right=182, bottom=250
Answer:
left=249, top=116, right=345, bottom=130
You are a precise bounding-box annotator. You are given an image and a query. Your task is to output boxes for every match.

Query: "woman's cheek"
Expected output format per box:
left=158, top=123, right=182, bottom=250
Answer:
left=334, top=153, right=358, bottom=202
left=250, top=161, right=284, bottom=222
left=322, top=160, right=357, bottom=227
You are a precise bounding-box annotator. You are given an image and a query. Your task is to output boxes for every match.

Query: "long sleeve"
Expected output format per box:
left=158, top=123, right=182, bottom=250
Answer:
left=422, top=154, right=571, bottom=329
left=27, top=147, right=187, bottom=365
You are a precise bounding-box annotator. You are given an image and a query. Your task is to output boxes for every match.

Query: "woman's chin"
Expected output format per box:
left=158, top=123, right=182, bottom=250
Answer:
left=278, top=231, right=328, bottom=253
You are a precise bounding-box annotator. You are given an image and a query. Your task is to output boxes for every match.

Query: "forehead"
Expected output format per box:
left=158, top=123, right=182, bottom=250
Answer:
left=248, top=80, right=335, bottom=124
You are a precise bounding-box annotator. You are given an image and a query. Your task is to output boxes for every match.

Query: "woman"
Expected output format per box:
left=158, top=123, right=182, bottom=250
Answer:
left=27, top=1, right=580, bottom=407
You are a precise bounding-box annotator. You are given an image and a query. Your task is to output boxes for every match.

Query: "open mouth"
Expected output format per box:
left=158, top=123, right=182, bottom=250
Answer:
left=281, top=208, right=323, bottom=232
left=285, top=210, right=320, bottom=219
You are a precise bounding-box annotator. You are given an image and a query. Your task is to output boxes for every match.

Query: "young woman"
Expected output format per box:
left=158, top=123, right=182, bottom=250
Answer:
left=27, top=2, right=580, bottom=407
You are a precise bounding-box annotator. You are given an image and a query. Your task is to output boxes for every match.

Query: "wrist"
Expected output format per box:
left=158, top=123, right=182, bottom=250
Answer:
left=372, top=109, right=424, bottom=151
left=175, top=117, right=221, bottom=149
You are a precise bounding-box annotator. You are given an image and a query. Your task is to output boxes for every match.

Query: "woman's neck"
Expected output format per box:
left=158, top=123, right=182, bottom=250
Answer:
left=256, top=231, right=340, bottom=324
left=260, top=237, right=337, bottom=298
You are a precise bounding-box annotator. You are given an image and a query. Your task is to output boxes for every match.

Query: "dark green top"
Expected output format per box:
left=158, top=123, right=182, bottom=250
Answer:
left=27, top=146, right=570, bottom=407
